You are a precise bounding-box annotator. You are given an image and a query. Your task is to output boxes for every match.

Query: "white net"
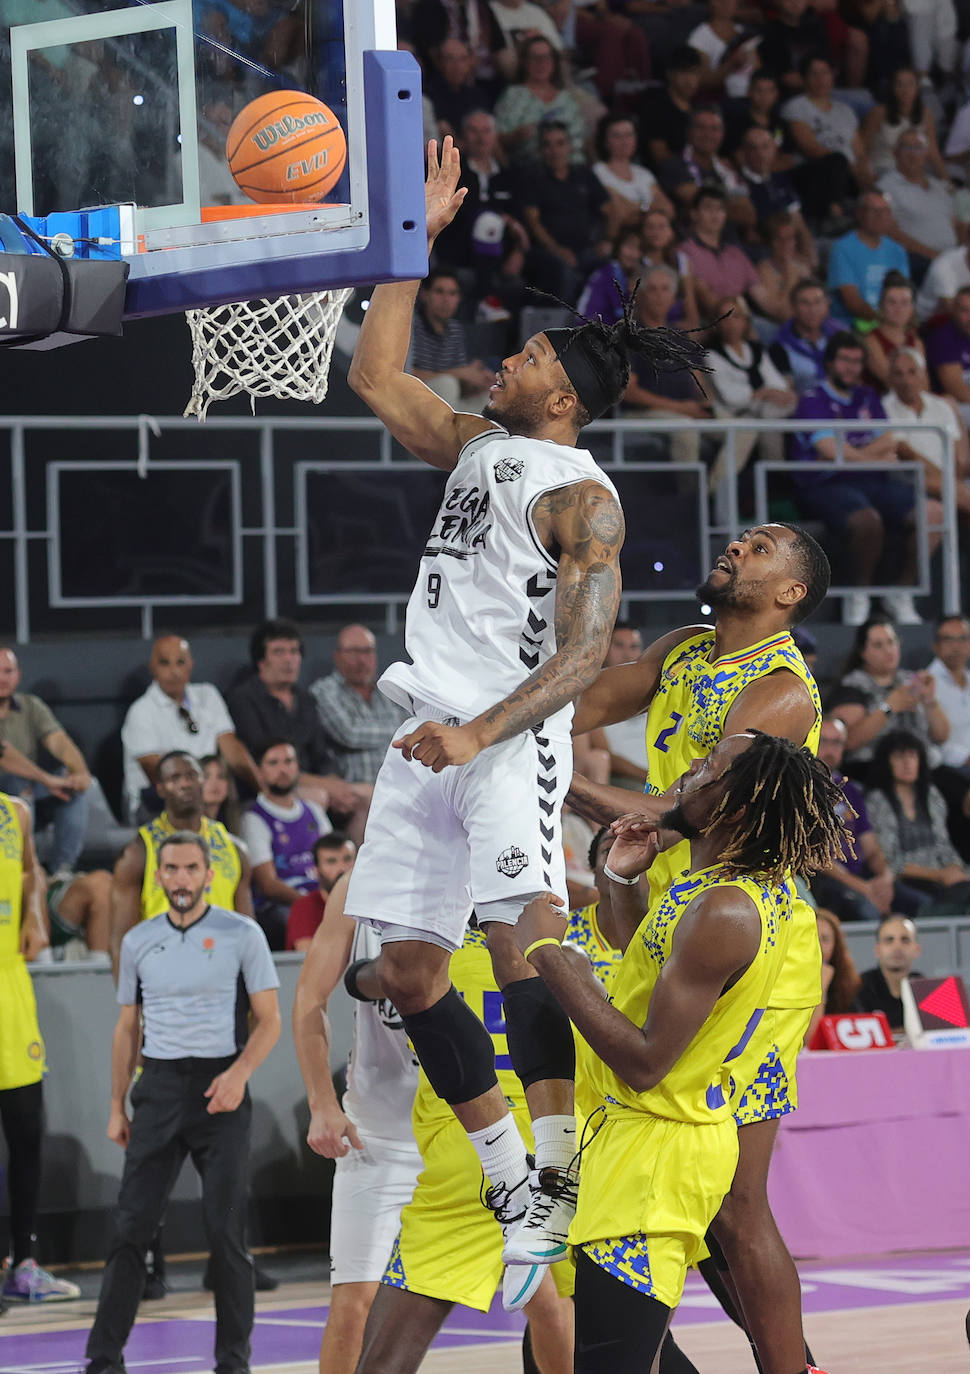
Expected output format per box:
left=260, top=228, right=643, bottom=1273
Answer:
left=184, top=287, right=354, bottom=419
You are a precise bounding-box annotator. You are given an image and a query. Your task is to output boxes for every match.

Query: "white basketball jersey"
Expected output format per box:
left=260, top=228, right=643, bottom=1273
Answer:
left=342, top=922, right=419, bottom=1144
left=380, top=427, right=620, bottom=740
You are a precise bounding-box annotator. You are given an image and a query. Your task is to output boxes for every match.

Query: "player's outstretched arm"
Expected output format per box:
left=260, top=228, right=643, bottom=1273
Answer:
left=571, top=623, right=710, bottom=736
left=348, top=137, right=497, bottom=471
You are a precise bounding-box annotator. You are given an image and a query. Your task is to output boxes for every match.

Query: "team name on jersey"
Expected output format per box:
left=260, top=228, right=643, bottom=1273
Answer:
left=429, top=484, right=492, bottom=551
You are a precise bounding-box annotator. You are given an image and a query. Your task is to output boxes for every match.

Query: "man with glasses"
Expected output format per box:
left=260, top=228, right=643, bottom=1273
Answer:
left=310, top=625, right=405, bottom=787
left=122, top=635, right=259, bottom=823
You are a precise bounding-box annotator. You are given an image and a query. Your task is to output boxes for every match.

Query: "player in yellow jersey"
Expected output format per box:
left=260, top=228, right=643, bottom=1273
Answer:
left=516, top=731, right=846, bottom=1373
left=568, top=524, right=831, bottom=1374
left=0, top=792, right=81, bottom=1303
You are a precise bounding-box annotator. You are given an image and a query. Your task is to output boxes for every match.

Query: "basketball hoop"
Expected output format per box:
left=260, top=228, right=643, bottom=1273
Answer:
left=184, top=287, right=353, bottom=419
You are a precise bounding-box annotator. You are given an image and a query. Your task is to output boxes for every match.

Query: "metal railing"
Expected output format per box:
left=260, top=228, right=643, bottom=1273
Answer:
left=0, top=413, right=959, bottom=641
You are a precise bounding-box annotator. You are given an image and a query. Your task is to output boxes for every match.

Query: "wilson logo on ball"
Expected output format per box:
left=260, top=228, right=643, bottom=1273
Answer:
left=252, top=111, right=332, bottom=151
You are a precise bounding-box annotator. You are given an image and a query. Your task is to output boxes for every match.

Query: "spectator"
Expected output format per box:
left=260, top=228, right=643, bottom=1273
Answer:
left=121, top=634, right=259, bottom=824
left=577, top=229, right=645, bottom=323
left=228, top=618, right=368, bottom=835
left=241, top=739, right=331, bottom=951
left=830, top=618, right=950, bottom=775
left=0, top=645, right=91, bottom=879
left=309, top=623, right=405, bottom=786
left=826, top=190, right=909, bottom=326
left=926, top=285, right=970, bottom=425
left=678, top=185, right=769, bottom=319
left=622, top=264, right=711, bottom=462
left=488, top=0, right=562, bottom=58
left=687, top=0, right=762, bottom=98
left=856, top=912, right=925, bottom=1029
left=424, top=37, right=492, bottom=139
left=569, top=1, right=653, bottom=105
left=591, top=113, right=672, bottom=228
left=784, top=55, right=871, bottom=226
left=657, top=107, right=756, bottom=232
left=200, top=752, right=243, bottom=834
left=705, top=294, right=796, bottom=491
left=581, top=622, right=648, bottom=790
left=738, top=127, right=817, bottom=263
left=942, top=90, right=970, bottom=183
left=863, top=272, right=924, bottom=390
left=770, top=276, right=841, bottom=393
left=861, top=65, right=948, bottom=181
left=760, top=0, right=863, bottom=93
left=638, top=44, right=704, bottom=169
left=900, top=0, right=957, bottom=91
left=812, top=713, right=928, bottom=919
left=756, top=211, right=819, bottom=323
left=723, top=69, right=790, bottom=160
left=883, top=346, right=970, bottom=520
left=285, top=833, right=357, bottom=953
left=844, top=0, right=911, bottom=87
left=520, top=119, right=614, bottom=300
left=493, top=35, right=586, bottom=166
left=406, top=268, right=494, bottom=411
left=914, top=242, right=970, bottom=322
left=790, top=332, right=938, bottom=625
left=641, top=207, right=700, bottom=327
left=805, top=908, right=864, bottom=1043
left=46, top=869, right=114, bottom=963
left=926, top=614, right=970, bottom=857
left=408, top=0, right=507, bottom=86
left=879, top=129, right=964, bottom=278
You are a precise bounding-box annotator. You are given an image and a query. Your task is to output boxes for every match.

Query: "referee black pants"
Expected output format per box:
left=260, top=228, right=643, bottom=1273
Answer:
left=85, top=1057, right=254, bottom=1374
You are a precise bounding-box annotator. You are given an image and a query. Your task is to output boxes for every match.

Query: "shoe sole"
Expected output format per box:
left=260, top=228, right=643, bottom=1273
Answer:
left=503, top=1262, right=544, bottom=1312
left=3, top=1291, right=81, bottom=1302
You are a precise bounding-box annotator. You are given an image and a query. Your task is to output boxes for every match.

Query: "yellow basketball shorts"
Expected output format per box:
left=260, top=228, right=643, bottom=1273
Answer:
left=0, top=956, right=45, bottom=1091
left=383, top=1110, right=573, bottom=1312
left=570, top=1109, right=738, bottom=1309
left=733, top=1006, right=813, bottom=1128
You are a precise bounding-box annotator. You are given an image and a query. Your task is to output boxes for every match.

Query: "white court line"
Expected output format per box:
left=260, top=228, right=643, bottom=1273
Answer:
left=0, top=1359, right=204, bottom=1374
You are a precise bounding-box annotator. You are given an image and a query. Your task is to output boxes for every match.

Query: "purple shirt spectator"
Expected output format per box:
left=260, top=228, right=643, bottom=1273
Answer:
left=926, top=317, right=970, bottom=390
left=791, top=380, right=886, bottom=481
left=770, top=316, right=841, bottom=393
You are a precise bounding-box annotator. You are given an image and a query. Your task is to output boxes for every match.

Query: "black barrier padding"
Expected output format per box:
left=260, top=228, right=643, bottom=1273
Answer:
left=62, top=258, right=130, bottom=337
left=0, top=253, right=64, bottom=337
left=0, top=243, right=129, bottom=348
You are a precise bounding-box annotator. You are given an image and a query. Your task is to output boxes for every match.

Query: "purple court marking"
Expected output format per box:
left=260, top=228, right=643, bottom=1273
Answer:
left=2, top=1252, right=969, bottom=1373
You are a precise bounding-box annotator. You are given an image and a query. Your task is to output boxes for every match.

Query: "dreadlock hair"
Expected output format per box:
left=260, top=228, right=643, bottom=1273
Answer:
left=700, top=730, right=854, bottom=883
left=772, top=521, right=831, bottom=623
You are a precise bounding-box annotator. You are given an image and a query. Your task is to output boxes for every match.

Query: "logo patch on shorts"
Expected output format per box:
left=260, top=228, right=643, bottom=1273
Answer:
left=494, top=458, right=524, bottom=483
left=496, top=845, right=529, bottom=878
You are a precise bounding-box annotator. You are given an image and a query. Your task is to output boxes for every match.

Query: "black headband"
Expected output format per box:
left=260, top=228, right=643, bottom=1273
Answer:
left=545, top=326, right=616, bottom=421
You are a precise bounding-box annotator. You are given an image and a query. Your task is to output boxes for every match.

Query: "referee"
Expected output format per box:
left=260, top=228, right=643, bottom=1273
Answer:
left=85, top=831, right=281, bottom=1374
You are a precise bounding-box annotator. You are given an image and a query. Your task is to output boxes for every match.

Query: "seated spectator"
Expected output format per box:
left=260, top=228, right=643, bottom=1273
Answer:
left=879, top=129, right=964, bottom=280
left=826, top=190, right=909, bottom=327
left=121, top=634, right=259, bottom=824
left=408, top=0, right=507, bottom=89
left=855, top=912, right=924, bottom=1030
left=228, top=618, right=369, bottom=840
left=830, top=618, right=950, bottom=777
left=657, top=107, right=756, bottom=233
left=848, top=0, right=917, bottom=88
left=520, top=120, right=614, bottom=301
left=578, top=229, right=646, bottom=324
left=638, top=44, right=703, bottom=170
left=592, top=113, right=673, bottom=228
left=861, top=65, right=949, bottom=181
left=813, top=713, right=930, bottom=919
left=790, top=332, right=937, bottom=624
left=200, top=752, right=242, bottom=834
left=926, top=285, right=970, bottom=425
left=769, top=276, right=841, bottom=393
left=0, top=645, right=90, bottom=879
left=899, top=0, right=957, bottom=90
left=622, top=265, right=711, bottom=461
left=756, top=211, right=818, bottom=323
left=407, top=268, right=494, bottom=412
left=686, top=0, right=762, bottom=98
left=568, top=2, right=652, bottom=105
left=45, top=869, right=113, bottom=963
left=641, top=208, right=700, bottom=327
left=241, top=739, right=330, bottom=950
left=926, top=614, right=970, bottom=857
left=493, top=35, right=586, bottom=166
left=863, top=272, right=924, bottom=390
left=309, top=623, right=405, bottom=786
left=705, top=294, right=796, bottom=489
left=488, top=0, right=562, bottom=60
left=783, top=54, right=872, bottom=226
left=738, top=127, right=817, bottom=265
left=424, top=37, right=493, bottom=139
left=723, top=69, right=791, bottom=161
left=580, top=621, right=647, bottom=790
left=805, top=907, right=864, bottom=1043
left=678, top=185, right=770, bottom=319
left=914, top=242, right=970, bottom=323
left=942, top=90, right=970, bottom=183
left=285, top=833, right=357, bottom=953
left=760, top=0, right=864, bottom=96
left=883, top=346, right=970, bottom=520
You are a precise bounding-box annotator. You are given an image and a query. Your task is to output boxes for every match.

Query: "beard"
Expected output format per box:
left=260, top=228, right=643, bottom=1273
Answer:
left=482, top=388, right=550, bottom=436
left=165, top=883, right=206, bottom=913
left=659, top=801, right=700, bottom=840
left=696, top=571, right=739, bottom=609
left=266, top=781, right=296, bottom=798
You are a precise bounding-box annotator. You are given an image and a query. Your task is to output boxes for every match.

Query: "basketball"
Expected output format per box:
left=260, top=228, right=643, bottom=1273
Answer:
left=226, top=90, right=347, bottom=205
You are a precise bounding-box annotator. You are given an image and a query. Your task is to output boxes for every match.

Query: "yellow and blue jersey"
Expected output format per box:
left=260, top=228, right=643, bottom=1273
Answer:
left=139, top=813, right=241, bottom=920
left=0, top=792, right=45, bottom=1090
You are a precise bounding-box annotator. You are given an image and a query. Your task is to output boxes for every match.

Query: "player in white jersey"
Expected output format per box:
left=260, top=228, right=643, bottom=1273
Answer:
left=293, top=872, right=421, bottom=1374
left=344, top=137, right=706, bottom=1272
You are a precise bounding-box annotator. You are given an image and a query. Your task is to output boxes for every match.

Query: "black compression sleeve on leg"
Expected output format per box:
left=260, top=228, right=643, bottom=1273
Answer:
left=502, top=977, right=576, bottom=1089
left=574, top=1247, right=671, bottom=1374
left=657, top=1332, right=702, bottom=1374
left=0, top=1081, right=43, bottom=1265
left=402, top=986, right=499, bottom=1106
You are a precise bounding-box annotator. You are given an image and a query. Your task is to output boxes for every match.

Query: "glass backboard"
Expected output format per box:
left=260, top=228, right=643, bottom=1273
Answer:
left=0, top=0, right=427, bottom=315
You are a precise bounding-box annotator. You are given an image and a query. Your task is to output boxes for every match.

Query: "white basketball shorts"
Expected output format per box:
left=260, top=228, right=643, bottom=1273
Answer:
left=344, top=700, right=571, bottom=951
left=328, top=1133, right=422, bottom=1287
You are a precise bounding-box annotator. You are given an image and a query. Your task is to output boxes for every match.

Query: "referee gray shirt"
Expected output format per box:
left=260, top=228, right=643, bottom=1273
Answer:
left=117, top=905, right=279, bottom=1059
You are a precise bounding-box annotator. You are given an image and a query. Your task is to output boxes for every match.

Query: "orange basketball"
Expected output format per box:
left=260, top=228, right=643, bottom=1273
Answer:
left=226, top=91, right=347, bottom=205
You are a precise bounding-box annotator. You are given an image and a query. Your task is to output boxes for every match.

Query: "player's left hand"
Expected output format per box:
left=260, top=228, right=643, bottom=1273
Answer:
left=20, top=918, right=49, bottom=962
left=514, top=892, right=567, bottom=959
left=608, top=813, right=661, bottom=879
left=425, top=136, right=467, bottom=243
left=393, top=720, right=483, bottom=771
left=204, top=1066, right=247, bottom=1114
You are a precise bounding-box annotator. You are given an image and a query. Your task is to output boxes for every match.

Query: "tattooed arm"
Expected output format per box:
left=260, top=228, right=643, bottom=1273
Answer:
left=394, top=479, right=625, bottom=771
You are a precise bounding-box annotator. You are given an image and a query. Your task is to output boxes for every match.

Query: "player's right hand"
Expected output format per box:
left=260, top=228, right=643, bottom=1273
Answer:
left=107, top=1109, right=131, bottom=1149
left=307, top=1106, right=363, bottom=1158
